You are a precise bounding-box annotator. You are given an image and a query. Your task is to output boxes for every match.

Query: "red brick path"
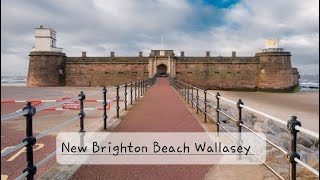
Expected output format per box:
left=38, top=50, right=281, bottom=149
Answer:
left=71, top=78, right=211, bottom=180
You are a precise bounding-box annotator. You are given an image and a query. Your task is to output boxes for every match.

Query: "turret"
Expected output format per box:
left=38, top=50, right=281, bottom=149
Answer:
left=256, top=39, right=299, bottom=91
left=27, top=26, right=66, bottom=87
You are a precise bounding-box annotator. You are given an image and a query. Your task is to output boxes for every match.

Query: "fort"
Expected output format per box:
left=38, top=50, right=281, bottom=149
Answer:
left=27, top=26, right=300, bottom=91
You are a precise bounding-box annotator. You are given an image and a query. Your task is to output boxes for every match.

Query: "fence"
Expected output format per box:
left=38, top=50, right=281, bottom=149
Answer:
left=169, top=77, right=319, bottom=180
left=1, top=76, right=157, bottom=180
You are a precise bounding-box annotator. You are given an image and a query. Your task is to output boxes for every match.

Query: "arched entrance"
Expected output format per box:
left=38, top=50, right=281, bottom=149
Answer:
left=157, top=64, right=167, bottom=76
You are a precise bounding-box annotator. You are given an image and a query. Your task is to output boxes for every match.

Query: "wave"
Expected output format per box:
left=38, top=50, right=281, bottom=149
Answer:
left=1, top=76, right=27, bottom=86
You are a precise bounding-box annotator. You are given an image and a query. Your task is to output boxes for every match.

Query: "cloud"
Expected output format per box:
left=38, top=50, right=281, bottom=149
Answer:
left=1, top=0, right=319, bottom=76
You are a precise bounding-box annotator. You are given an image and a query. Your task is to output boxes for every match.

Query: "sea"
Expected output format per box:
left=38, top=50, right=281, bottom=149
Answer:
left=1, top=75, right=319, bottom=90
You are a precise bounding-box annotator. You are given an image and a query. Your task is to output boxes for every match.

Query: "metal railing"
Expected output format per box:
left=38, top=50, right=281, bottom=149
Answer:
left=169, top=77, right=319, bottom=180
left=1, top=76, right=157, bottom=180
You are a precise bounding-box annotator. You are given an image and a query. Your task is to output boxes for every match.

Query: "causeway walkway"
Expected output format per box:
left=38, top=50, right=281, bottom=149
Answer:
left=71, top=77, right=211, bottom=179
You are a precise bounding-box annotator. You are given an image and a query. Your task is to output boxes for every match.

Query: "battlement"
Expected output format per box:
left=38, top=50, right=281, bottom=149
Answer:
left=27, top=27, right=300, bottom=91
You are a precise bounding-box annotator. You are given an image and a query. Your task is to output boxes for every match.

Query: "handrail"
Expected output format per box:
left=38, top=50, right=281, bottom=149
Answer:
left=294, top=158, right=319, bottom=176
left=2, top=76, right=157, bottom=180
left=169, top=77, right=319, bottom=179
left=1, top=87, right=120, bottom=121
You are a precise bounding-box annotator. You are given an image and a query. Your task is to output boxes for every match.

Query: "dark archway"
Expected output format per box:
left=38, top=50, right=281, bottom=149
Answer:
left=157, top=64, right=167, bottom=76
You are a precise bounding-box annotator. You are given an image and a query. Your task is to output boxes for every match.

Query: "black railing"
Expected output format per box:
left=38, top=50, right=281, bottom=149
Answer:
left=169, top=77, right=319, bottom=180
left=1, top=76, right=157, bottom=180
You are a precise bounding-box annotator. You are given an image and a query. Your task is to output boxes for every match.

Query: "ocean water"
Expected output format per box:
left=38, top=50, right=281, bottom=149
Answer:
left=1, top=76, right=27, bottom=86
left=1, top=75, right=319, bottom=90
left=299, top=75, right=319, bottom=90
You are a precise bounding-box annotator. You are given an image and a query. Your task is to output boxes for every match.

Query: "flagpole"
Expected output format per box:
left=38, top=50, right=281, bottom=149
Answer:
left=161, top=35, right=163, bottom=50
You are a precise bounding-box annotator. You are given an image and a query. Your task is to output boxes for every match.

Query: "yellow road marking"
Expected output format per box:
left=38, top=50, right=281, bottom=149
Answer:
left=7, top=143, right=44, bottom=162
left=1, top=175, right=8, bottom=180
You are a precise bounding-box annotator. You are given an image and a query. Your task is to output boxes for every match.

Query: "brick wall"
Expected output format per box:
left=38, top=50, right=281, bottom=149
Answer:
left=65, top=58, right=149, bottom=86
left=27, top=52, right=299, bottom=91
left=175, top=60, right=259, bottom=90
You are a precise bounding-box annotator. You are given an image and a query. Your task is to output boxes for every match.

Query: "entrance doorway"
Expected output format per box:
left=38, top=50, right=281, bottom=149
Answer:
left=157, top=64, right=167, bottom=77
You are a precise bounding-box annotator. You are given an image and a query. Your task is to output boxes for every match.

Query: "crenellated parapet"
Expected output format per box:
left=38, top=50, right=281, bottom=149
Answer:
left=27, top=27, right=300, bottom=91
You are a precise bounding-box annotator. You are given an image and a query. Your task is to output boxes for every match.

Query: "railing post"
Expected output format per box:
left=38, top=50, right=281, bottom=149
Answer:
left=102, top=87, right=107, bottom=130
left=142, top=79, right=144, bottom=94
left=175, top=80, right=177, bottom=90
left=116, top=85, right=120, bottom=118
left=78, top=91, right=86, bottom=132
left=143, top=79, right=145, bottom=94
left=196, top=88, right=199, bottom=114
left=124, top=83, right=128, bottom=110
left=184, top=83, right=187, bottom=100
left=236, top=99, right=243, bottom=133
left=204, top=89, right=207, bottom=123
left=236, top=99, right=243, bottom=160
left=138, top=80, right=140, bottom=97
left=181, top=82, right=183, bottom=96
left=134, top=81, right=137, bottom=101
left=191, top=86, right=194, bottom=108
left=287, top=116, right=301, bottom=180
left=140, top=80, right=143, bottom=96
left=187, top=84, right=190, bottom=104
left=130, top=81, right=133, bottom=105
left=216, top=92, right=220, bottom=133
left=22, top=102, right=37, bottom=180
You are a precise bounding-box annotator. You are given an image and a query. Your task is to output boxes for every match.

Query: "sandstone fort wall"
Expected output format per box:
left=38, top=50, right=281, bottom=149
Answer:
left=27, top=51, right=300, bottom=91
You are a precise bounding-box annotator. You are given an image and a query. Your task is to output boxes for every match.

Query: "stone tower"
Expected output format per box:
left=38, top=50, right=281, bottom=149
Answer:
left=27, top=26, right=66, bottom=87
left=256, top=39, right=299, bottom=90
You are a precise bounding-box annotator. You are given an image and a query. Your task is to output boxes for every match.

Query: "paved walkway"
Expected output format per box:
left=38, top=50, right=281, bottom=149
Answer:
left=71, top=78, right=211, bottom=180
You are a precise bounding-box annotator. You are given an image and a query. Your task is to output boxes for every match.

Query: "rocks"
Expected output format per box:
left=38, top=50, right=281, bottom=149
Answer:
left=297, top=134, right=314, bottom=148
left=223, top=125, right=237, bottom=132
left=281, top=141, right=290, bottom=151
left=264, top=119, right=287, bottom=134
left=310, top=145, right=319, bottom=151
left=297, top=144, right=314, bottom=153
left=305, top=151, right=319, bottom=164
left=265, top=134, right=286, bottom=149
left=206, top=96, right=318, bottom=173
left=219, top=112, right=231, bottom=123
left=250, top=113, right=257, bottom=119
left=277, top=132, right=290, bottom=142
left=253, top=122, right=264, bottom=132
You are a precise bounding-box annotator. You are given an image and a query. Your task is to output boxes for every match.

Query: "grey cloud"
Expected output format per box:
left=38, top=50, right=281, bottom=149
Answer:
left=1, top=0, right=319, bottom=76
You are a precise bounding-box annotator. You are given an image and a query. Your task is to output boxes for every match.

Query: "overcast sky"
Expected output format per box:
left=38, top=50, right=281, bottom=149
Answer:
left=1, top=0, right=319, bottom=76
